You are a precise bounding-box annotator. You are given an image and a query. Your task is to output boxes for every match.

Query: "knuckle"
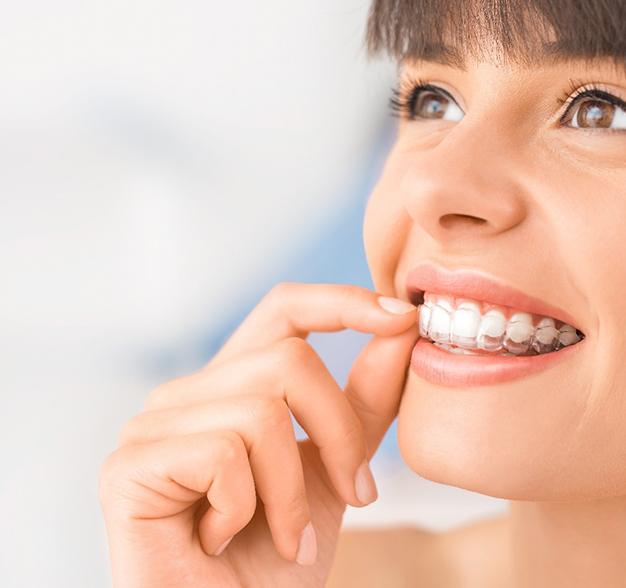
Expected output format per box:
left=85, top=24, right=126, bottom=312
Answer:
left=215, top=432, right=244, bottom=464
left=277, top=489, right=310, bottom=522
left=263, top=282, right=304, bottom=317
left=143, top=373, right=192, bottom=411
left=144, top=383, right=169, bottom=411
left=341, top=416, right=366, bottom=450
left=211, top=434, right=257, bottom=522
left=98, top=447, right=131, bottom=504
left=247, top=395, right=290, bottom=429
left=334, top=284, right=360, bottom=302
left=321, top=414, right=364, bottom=453
left=267, top=281, right=297, bottom=302
left=117, top=414, right=143, bottom=447
left=339, top=283, right=363, bottom=302
left=99, top=451, right=119, bottom=488
left=275, top=336, right=313, bottom=365
left=345, top=386, right=379, bottom=421
left=339, top=285, right=368, bottom=313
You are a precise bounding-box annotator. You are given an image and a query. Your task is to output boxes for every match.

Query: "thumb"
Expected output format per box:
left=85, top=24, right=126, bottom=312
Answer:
left=343, top=321, right=419, bottom=461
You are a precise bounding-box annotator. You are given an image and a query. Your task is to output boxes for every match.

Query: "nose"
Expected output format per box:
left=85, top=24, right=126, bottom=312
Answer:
left=401, top=124, right=528, bottom=244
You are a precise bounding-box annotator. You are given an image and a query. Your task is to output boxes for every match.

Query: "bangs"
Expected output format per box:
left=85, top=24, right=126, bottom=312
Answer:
left=365, top=0, right=626, bottom=74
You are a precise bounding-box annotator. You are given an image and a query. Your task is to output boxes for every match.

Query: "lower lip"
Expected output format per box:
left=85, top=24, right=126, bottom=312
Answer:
left=410, top=337, right=583, bottom=387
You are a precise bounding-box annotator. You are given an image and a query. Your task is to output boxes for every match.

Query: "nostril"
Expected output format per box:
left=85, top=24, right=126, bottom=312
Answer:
left=439, top=214, right=487, bottom=229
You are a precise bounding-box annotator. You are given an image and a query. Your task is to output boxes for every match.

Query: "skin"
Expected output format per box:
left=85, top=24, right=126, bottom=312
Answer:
left=363, top=54, right=626, bottom=585
left=99, top=283, right=421, bottom=588
left=99, top=49, right=626, bottom=588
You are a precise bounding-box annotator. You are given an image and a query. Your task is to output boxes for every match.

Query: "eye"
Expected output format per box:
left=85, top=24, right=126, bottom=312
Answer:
left=389, top=77, right=464, bottom=123
left=559, top=83, right=626, bottom=132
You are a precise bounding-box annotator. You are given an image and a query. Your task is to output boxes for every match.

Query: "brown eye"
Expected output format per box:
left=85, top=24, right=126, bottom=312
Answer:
left=389, top=81, right=464, bottom=122
left=416, top=92, right=449, bottom=119
left=572, top=99, right=615, bottom=129
left=562, top=91, right=626, bottom=131
left=411, top=88, right=464, bottom=122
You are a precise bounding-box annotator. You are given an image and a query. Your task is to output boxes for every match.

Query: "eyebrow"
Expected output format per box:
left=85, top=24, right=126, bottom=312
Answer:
left=401, top=41, right=626, bottom=78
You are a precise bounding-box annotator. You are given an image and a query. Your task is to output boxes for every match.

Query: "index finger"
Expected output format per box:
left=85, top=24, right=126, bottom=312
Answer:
left=207, top=282, right=417, bottom=368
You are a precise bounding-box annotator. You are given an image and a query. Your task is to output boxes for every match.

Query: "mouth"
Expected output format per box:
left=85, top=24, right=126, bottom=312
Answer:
left=405, top=262, right=586, bottom=386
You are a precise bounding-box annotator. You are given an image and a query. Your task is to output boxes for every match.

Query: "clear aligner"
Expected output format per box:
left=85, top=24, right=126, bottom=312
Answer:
left=418, top=295, right=582, bottom=356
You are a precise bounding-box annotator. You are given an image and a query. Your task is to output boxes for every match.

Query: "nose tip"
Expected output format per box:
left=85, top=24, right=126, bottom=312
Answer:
left=401, top=136, right=528, bottom=243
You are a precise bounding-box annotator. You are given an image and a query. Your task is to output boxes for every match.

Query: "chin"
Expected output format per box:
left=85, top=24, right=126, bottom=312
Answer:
left=395, top=371, right=626, bottom=503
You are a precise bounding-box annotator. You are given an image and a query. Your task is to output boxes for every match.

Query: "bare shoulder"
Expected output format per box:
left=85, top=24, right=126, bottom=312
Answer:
left=326, top=515, right=511, bottom=588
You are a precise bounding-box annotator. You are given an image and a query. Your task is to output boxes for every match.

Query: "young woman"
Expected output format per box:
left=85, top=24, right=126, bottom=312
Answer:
left=99, top=1, right=626, bottom=586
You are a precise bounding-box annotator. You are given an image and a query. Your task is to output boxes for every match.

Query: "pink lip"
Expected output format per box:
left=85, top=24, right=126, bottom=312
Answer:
left=405, top=262, right=582, bottom=329
left=405, top=262, right=585, bottom=387
left=410, top=337, right=584, bottom=387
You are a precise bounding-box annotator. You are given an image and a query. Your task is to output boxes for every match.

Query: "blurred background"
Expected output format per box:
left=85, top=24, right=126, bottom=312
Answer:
left=0, top=1, right=507, bottom=586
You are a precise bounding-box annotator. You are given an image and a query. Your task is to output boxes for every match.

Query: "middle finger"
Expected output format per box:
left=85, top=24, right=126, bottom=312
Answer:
left=136, top=337, right=373, bottom=507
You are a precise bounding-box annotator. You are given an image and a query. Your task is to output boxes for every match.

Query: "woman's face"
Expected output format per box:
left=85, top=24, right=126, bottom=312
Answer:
left=363, top=55, right=626, bottom=501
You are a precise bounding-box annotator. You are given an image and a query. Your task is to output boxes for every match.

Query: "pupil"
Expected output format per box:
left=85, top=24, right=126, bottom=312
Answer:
left=578, top=100, right=613, bottom=128
left=418, top=92, right=447, bottom=119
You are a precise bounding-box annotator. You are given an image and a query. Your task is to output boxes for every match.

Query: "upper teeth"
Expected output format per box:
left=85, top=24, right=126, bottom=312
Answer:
left=419, top=293, right=582, bottom=355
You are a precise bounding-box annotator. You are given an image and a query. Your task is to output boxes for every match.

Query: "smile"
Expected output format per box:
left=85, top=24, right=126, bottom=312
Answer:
left=417, top=292, right=583, bottom=357
left=405, top=262, right=587, bottom=386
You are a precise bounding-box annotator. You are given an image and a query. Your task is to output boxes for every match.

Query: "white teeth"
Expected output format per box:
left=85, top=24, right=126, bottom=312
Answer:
left=537, top=316, right=556, bottom=329
left=477, top=309, right=507, bottom=351
left=435, top=295, right=455, bottom=313
left=503, top=312, right=534, bottom=354
left=416, top=293, right=583, bottom=356
left=428, top=300, right=453, bottom=343
left=418, top=302, right=432, bottom=338
left=558, top=324, right=581, bottom=347
left=532, top=317, right=559, bottom=353
left=450, top=300, right=481, bottom=349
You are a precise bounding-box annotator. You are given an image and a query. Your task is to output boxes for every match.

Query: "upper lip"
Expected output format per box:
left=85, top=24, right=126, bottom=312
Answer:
left=405, top=262, right=583, bottom=331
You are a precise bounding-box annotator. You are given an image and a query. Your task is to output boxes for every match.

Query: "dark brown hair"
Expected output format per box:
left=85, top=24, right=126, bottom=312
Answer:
left=365, top=0, right=626, bottom=74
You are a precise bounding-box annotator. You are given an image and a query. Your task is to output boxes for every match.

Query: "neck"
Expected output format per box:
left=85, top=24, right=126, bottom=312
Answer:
left=508, top=495, right=626, bottom=587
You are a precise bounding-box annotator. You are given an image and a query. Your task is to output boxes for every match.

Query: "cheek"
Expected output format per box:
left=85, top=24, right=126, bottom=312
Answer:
left=577, top=187, right=626, bottom=388
left=547, top=168, right=626, bottom=461
left=363, top=176, right=409, bottom=292
left=362, top=190, right=383, bottom=279
left=363, top=187, right=395, bottom=291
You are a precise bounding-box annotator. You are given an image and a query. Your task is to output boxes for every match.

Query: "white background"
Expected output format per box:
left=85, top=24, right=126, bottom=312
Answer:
left=0, top=2, right=506, bottom=586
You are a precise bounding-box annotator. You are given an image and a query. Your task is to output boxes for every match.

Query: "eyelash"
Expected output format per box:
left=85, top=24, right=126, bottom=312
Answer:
left=388, top=76, right=443, bottom=119
left=389, top=75, right=626, bottom=133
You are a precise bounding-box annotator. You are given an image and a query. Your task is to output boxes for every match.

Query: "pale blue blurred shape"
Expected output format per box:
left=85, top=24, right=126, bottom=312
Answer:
left=144, top=120, right=403, bottom=459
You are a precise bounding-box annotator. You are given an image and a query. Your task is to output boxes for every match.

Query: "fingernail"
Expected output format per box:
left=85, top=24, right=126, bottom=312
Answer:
left=377, top=296, right=416, bottom=315
left=354, top=459, right=378, bottom=505
left=296, top=521, right=317, bottom=566
left=214, top=535, right=233, bottom=556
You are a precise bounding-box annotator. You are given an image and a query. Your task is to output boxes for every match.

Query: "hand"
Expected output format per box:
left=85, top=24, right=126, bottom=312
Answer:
left=99, top=283, right=419, bottom=588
